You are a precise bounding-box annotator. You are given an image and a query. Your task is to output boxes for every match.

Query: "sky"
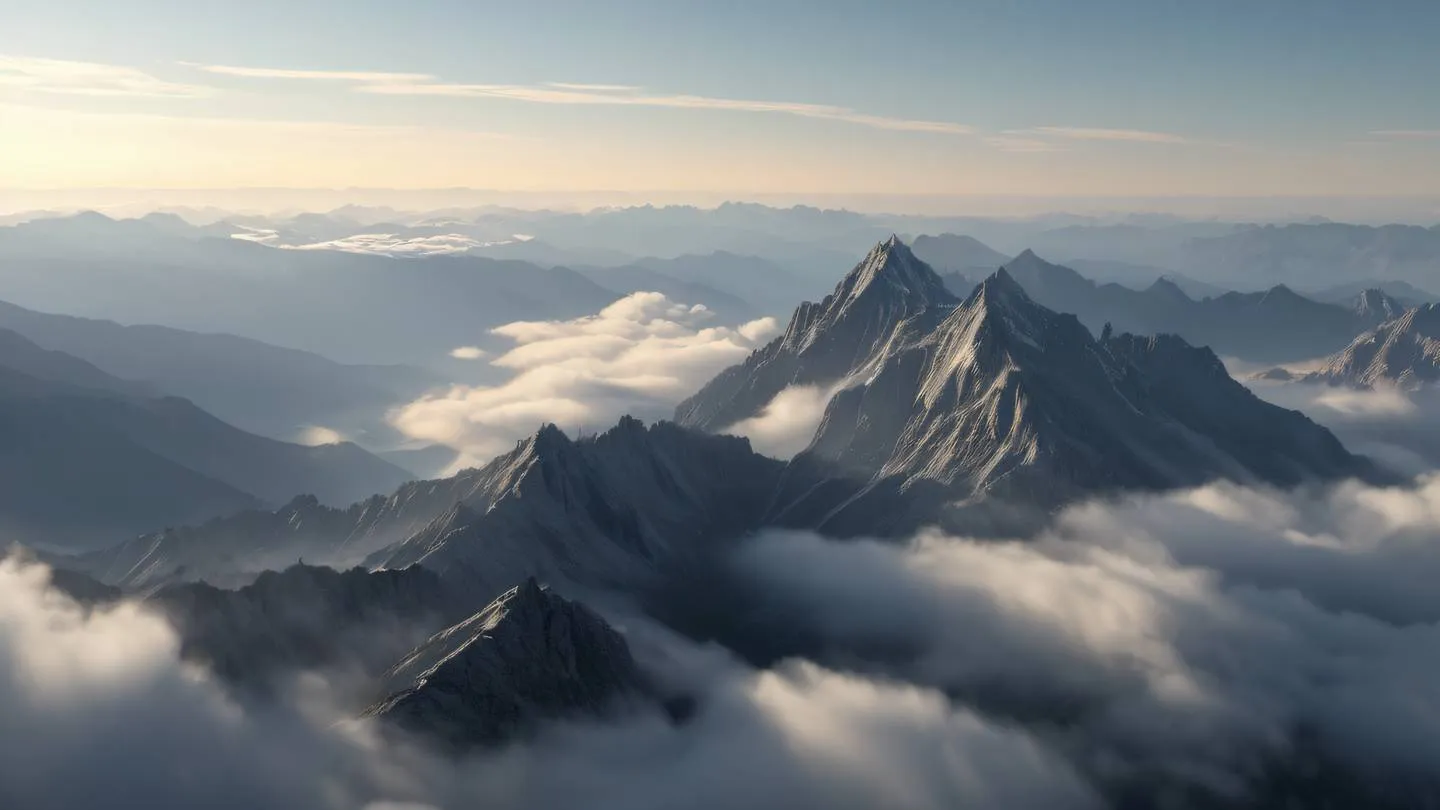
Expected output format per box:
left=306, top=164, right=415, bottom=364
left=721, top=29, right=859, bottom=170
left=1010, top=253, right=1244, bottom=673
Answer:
left=1, top=0, right=1438, bottom=202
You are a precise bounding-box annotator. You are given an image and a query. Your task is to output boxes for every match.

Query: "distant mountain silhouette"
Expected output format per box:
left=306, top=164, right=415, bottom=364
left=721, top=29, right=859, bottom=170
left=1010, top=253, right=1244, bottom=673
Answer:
left=997, top=249, right=1391, bottom=363
left=0, top=328, right=412, bottom=549
left=0, top=297, right=439, bottom=440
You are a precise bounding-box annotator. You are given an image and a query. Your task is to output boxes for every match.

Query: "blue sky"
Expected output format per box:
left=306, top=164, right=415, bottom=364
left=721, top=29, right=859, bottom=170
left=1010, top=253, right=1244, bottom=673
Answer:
left=2, top=0, right=1437, bottom=197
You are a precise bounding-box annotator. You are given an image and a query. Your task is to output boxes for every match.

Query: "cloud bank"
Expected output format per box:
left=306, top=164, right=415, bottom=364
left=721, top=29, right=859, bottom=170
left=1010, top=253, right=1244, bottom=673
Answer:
left=9, top=470, right=1440, bottom=807
left=723, top=384, right=835, bottom=459
left=723, top=477, right=1440, bottom=805
left=389, top=293, right=777, bottom=467
left=449, top=346, right=486, bottom=361
left=0, top=559, right=376, bottom=809
left=296, top=425, right=346, bottom=446
left=229, top=228, right=513, bottom=257
left=1248, top=381, right=1440, bottom=475
left=0, top=54, right=211, bottom=98
left=0, top=558, right=1100, bottom=810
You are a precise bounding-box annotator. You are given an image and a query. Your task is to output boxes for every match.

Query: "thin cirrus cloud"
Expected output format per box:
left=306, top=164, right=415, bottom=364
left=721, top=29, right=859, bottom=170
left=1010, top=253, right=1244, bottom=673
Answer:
left=181, top=62, right=434, bottom=84
left=1010, top=126, right=1191, bottom=144
left=187, top=62, right=976, bottom=135
left=0, top=54, right=211, bottom=98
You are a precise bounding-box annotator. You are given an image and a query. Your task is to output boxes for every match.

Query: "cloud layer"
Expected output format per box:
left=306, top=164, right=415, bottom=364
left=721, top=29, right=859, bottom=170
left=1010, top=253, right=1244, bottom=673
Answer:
left=722, top=384, right=835, bottom=459
left=389, top=293, right=777, bottom=467
left=723, top=477, right=1440, bottom=804
left=0, top=54, right=211, bottom=98
left=0, top=558, right=1098, bottom=810
left=0, top=559, right=372, bottom=809
left=8, top=470, right=1440, bottom=807
left=229, top=227, right=515, bottom=257
left=1249, top=381, right=1440, bottom=475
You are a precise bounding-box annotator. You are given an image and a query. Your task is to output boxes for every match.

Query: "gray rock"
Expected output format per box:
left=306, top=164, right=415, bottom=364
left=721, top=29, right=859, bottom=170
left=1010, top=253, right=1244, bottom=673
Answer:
left=1299, top=303, right=1440, bottom=390
left=364, top=577, right=645, bottom=749
left=683, top=239, right=1374, bottom=508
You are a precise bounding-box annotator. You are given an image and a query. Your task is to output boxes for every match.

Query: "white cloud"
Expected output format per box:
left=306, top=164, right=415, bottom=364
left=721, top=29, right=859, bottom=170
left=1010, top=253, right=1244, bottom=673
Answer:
left=1020, top=126, right=1190, bottom=144
left=360, top=81, right=976, bottom=134
left=188, top=63, right=433, bottom=83
left=11, top=469, right=1440, bottom=806
left=179, top=62, right=974, bottom=135
left=0, top=558, right=383, bottom=809
left=296, top=425, right=346, bottom=446
left=727, top=475, right=1440, bottom=803
left=1311, top=386, right=1418, bottom=417
left=723, top=385, right=835, bottom=459
left=474, top=655, right=1101, bottom=810
left=389, top=293, right=778, bottom=467
left=1247, top=381, right=1440, bottom=475
left=264, top=232, right=506, bottom=257
left=449, top=346, right=486, bottom=361
left=545, top=82, right=641, bottom=93
left=0, top=556, right=1101, bottom=810
left=0, top=54, right=213, bottom=98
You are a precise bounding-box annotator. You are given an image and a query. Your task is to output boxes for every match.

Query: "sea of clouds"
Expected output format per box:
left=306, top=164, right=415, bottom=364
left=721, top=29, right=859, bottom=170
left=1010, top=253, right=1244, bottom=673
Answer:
left=5, top=471, right=1440, bottom=808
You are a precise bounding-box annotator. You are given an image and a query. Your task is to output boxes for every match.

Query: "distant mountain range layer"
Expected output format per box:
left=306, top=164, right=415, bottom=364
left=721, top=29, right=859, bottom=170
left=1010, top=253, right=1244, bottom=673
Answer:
left=0, top=297, right=439, bottom=442
left=938, top=248, right=1405, bottom=363
left=0, top=327, right=412, bottom=549
left=3, top=210, right=1437, bottom=369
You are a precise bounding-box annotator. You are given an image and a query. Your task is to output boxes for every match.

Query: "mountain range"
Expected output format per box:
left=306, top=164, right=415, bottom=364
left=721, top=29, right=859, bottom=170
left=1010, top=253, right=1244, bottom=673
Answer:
left=0, top=328, right=412, bottom=550
left=69, top=418, right=788, bottom=595
left=0, top=297, right=439, bottom=443
left=32, top=234, right=1403, bottom=770
left=65, top=237, right=1375, bottom=591
left=679, top=237, right=1370, bottom=506
left=0, top=213, right=622, bottom=366
left=988, top=248, right=1399, bottom=363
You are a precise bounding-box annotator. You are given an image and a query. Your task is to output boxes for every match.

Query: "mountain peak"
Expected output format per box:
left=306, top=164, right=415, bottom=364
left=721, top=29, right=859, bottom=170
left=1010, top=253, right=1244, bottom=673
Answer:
left=836, top=236, right=950, bottom=305
left=364, top=577, right=646, bottom=749
left=1353, top=288, right=1402, bottom=321
left=531, top=422, right=571, bottom=450
left=674, top=241, right=956, bottom=432
left=1259, top=284, right=1306, bottom=304
left=1148, top=276, right=1192, bottom=302
left=969, top=266, right=1032, bottom=309
left=1302, top=302, right=1440, bottom=391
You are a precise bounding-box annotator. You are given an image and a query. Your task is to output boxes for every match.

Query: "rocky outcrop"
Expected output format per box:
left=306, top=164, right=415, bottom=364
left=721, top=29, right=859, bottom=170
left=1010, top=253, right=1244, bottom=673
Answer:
left=364, top=578, right=646, bottom=749
left=1297, top=304, right=1440, bottom=390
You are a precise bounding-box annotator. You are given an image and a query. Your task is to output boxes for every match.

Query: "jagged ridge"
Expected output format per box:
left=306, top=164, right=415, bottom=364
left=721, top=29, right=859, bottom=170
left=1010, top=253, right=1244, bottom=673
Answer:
left=684, top=240, right=1372, bottom=507
left=1300, top=303, right=1440, bottom=390
left=674, top=235, right=956, bottom=431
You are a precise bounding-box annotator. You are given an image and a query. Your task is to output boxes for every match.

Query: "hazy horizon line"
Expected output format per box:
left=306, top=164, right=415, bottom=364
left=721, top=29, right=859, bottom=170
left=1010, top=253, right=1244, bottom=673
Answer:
left=3, top=188, right=1438, bottom=222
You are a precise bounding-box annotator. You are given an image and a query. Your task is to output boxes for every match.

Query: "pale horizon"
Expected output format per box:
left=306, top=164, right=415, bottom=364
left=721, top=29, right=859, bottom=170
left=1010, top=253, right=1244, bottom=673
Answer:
left=4, top=1, right=1438, bottom=205
left=4, top=187, right=1440, bottom=223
